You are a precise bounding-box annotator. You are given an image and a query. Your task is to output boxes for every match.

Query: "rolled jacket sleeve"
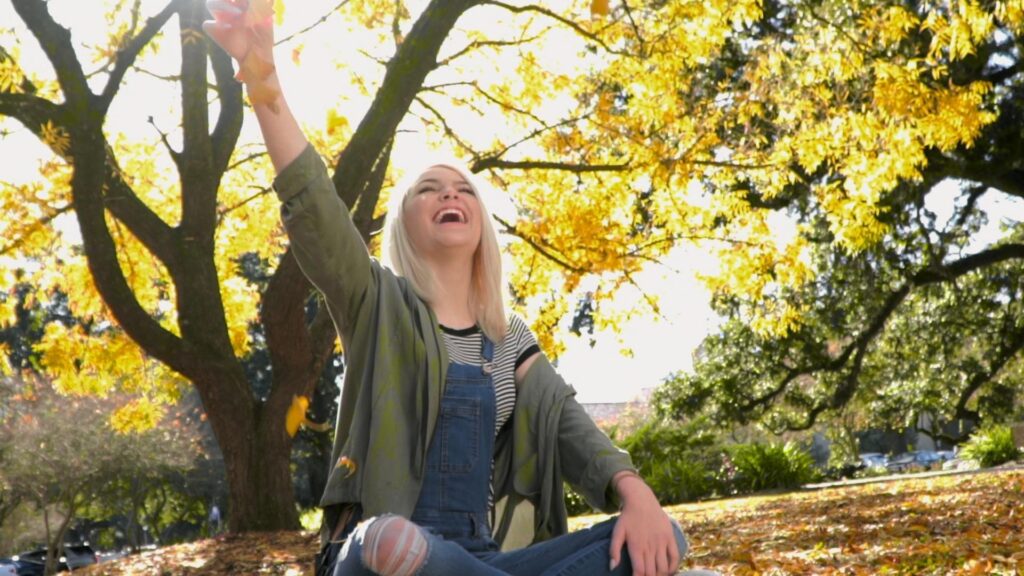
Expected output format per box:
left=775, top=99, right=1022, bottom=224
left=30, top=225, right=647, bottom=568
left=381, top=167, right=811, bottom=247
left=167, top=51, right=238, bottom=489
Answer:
left=508, top=355, right=635, bottom=526
left=555, top=385, right=636, bottom=512
left=271, top=143, right=373, bottom=334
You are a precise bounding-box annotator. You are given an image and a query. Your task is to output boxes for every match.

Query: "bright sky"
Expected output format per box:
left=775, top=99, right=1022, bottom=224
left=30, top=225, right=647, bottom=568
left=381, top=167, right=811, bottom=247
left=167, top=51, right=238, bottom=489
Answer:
left=2, top=1, right=1022, bottom=404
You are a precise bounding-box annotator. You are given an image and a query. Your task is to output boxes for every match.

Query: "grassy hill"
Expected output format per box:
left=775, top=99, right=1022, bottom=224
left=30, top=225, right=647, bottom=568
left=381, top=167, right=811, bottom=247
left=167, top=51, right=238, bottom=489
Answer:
left=82, top=468, right=1024, bottom=575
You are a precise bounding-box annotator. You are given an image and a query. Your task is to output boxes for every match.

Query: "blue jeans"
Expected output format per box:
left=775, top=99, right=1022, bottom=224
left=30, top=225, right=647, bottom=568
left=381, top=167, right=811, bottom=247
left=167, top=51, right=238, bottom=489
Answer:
left=332, top=514, right=688, bottom=575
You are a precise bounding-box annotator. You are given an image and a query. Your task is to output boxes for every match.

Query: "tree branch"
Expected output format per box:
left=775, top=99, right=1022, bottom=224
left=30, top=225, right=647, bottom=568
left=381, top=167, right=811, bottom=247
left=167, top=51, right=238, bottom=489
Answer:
left=925, top=145, right=1024, bottom=200
left=98, top=0, right=182, bottom=114
left=949, top=313, right=1024, bottom=428
left=351, top=139, right=393, bottom=241
left=217, top=185, right=273, bottom=220
left=471, top=158, right=630, bottom=173
left=982, top=62, right=1020, bottom=85
left=101, top=148, right=181, bottom=272
left=275, top=0, right=353, bottom=45
left=11, top=0, right=94, bottom=110
left=177, top=0, right=217, bottom=241
left=208, top=37, right=244, bottom=175
left=466, top=80, right=546, bottom=124
left=493, top=214, right=585, bottom=274
left=1, top=37, right=191, bottom=371
left=476, top=113, right=592, bottom=164
left=0, top=92, right=66, bottom=156
left=411, top=95, right=479, bottom=163
left=437, top=31, right=547, bottom=67
left=331, top=0, right=484, bottom=208
left=70, top=144, right=200, bottom=379
left=479, top=0, right=622, bottom=55
left=0, top=45, right=38, bottom=94
left=914, top=244, right=1024, bottom=286
left=754, top=243, right=1024, bottom=428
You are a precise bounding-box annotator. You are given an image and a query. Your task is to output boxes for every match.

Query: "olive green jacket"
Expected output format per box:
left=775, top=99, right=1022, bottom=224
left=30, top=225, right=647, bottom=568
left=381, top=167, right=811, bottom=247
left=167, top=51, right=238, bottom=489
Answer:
left=273, top=144, right=634, bottom=549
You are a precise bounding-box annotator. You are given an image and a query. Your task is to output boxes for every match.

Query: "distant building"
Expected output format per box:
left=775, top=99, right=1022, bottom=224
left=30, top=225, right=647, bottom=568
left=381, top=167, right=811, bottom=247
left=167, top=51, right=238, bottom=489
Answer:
left=581, top=388, right=654, bottom=431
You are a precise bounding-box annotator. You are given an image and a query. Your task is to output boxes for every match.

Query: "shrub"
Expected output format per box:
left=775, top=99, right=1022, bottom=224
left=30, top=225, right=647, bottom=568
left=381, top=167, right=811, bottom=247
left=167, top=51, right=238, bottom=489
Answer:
left=299, top=507, right=323, bottom=532
left=960, top=425, right=1022, bottom=468
left=642, top=458, right=716, bottom=503
left=618, top=418, right=722, bottom=504
left=728, top=442, right=820, bottom=493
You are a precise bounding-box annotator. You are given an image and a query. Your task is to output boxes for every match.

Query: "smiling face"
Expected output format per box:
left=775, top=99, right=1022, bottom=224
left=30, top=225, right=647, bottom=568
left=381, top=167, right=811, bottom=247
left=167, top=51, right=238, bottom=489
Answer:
left=402, top=165, right=483, bottom=260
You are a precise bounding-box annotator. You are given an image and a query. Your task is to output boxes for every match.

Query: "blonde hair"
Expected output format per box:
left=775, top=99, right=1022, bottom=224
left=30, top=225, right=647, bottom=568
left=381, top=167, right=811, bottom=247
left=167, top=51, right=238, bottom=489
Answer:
left=381, top=162, right=508, bottom=343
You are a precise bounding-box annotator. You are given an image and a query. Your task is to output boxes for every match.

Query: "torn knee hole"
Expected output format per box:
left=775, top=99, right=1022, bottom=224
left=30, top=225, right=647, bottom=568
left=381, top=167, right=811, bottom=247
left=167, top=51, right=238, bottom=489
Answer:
left=362, top=515, right=428, bottom=576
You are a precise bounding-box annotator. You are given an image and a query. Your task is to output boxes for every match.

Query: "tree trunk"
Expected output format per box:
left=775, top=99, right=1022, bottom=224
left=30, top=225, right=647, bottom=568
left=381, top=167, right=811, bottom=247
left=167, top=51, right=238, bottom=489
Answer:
left=191, top=365, right=302, bottom=531
left=221, top=429, right=301, bottom=532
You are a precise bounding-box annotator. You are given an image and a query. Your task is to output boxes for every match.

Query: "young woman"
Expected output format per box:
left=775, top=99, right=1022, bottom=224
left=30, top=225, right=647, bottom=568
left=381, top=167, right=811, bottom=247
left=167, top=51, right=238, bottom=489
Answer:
left=204, top=2, right=698, bottom=575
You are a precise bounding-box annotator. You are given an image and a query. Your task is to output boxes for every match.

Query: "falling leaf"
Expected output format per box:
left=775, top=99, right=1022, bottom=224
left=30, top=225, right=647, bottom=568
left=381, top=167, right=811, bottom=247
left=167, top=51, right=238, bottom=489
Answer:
left=284, top=394, right=308, bottom=438
left=274, top=0, right=286, bottom=25
left=591, top=0, right=610, bottom=17
left=325, top=109, right=349, bottom=137
left=336, top=455, right=357, bottom=478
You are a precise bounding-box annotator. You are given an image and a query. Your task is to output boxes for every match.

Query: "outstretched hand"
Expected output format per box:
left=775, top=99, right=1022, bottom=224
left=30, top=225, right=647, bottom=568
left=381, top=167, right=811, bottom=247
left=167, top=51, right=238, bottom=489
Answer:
left=202, top=0, right=280, bottom=109
left=609, top=474, right=682, bottom=576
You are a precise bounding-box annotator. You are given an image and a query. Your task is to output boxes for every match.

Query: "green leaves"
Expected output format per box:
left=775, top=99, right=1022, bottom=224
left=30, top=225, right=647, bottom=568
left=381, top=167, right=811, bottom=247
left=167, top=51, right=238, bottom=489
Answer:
left=960, top=425, right=1022, bottom=468
left=727, top=441, right=821, bottom=493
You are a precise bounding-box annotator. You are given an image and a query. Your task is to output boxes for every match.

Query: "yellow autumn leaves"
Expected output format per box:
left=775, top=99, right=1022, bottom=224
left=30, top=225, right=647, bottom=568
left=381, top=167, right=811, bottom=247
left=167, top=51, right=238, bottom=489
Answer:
left=474, top=0, right=1009, bottom=342
left=1, top=0, right=1017, bottom=434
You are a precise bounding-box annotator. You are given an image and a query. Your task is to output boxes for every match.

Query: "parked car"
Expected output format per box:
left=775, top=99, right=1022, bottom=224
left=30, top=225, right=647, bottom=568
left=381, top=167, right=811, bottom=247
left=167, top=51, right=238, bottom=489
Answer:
left=858, top=452, right=890, bottom=469
left=0, top=559, right=19, bottom=576
left=61, top=545, right=98, bottom=570
left=887, top=450, right=942, bottom=473
left=12, top=544, right=97, bottom=572
left=3, top=557, right=46, bottom=576
left=96, top=550, right=127, bottom=564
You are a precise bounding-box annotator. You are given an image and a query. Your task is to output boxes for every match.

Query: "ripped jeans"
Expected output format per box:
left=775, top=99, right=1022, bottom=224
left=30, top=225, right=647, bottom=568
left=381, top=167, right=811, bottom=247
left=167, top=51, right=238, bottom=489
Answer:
left=331, top=513, right=688, bottom=576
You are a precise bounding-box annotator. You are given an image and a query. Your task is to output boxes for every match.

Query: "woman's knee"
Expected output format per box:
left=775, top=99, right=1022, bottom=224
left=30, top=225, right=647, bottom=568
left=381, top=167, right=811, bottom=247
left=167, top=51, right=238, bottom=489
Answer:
left=358, top=515, right=429, bottom=576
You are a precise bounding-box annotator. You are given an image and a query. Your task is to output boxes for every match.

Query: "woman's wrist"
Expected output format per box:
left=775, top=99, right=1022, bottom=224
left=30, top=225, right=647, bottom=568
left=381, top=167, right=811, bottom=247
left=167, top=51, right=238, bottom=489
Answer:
left=611, top=470, right=647, bottom=503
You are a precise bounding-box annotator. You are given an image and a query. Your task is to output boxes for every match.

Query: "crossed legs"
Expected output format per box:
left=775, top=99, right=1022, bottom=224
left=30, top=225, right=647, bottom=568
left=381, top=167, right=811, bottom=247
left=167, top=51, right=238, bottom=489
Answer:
left=333, top=515, right=507, bottom=576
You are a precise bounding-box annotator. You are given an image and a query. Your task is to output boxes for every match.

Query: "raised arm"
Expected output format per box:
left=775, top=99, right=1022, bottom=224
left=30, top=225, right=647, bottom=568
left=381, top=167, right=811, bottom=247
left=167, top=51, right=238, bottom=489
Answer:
left=203, top=0, right=305, bottom=171
left=203, top=0, right=373, bottom=329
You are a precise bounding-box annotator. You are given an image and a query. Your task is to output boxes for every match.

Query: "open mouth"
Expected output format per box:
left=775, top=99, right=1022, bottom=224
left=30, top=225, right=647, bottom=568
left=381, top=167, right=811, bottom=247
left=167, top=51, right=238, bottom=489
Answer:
left=434, top=208, right=467, bottom=224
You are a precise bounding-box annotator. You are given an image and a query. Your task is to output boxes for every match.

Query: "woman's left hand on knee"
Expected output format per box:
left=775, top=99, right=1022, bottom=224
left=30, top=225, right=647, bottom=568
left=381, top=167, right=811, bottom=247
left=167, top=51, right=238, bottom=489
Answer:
left=609, top=477, right=681, bottom=576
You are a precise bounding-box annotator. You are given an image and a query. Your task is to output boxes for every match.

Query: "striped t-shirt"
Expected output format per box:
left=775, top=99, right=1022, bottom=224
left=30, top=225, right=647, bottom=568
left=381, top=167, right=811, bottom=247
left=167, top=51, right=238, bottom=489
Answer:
left=440, top=314, right=540, bottom=436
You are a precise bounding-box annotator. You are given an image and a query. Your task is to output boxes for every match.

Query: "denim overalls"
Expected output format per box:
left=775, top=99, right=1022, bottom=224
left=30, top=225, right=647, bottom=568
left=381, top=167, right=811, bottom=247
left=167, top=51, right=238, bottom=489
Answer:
left=409, top=335, right=499, bottom=551
left=329, top=335, right=689, bottom=575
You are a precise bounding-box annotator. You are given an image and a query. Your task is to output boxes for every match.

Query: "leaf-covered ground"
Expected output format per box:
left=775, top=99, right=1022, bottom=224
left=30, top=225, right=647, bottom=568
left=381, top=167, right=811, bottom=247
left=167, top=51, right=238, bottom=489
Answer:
left=83, top=468, right=1023, bottom=575
left=79, top=530, right=317, bottom=575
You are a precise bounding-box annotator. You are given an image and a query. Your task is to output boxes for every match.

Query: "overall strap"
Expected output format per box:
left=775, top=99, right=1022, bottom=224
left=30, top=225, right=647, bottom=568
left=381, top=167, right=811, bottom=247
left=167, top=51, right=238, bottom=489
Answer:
left=480, top=333, right=495, bottom=375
